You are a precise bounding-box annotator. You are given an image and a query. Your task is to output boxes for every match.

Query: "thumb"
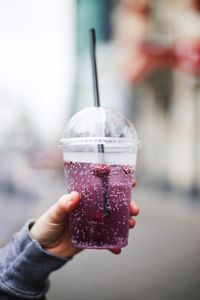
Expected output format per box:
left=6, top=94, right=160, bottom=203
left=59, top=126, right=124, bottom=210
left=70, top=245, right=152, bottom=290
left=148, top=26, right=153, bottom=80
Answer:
left=30, top=192, right=80, bottom=245
left=48, top=191, right=80, bottom=224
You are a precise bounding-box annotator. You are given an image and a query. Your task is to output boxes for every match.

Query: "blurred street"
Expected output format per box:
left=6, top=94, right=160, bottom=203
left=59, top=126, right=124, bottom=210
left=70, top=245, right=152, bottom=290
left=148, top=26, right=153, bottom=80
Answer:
left=47, top=186, right=200, bottom=300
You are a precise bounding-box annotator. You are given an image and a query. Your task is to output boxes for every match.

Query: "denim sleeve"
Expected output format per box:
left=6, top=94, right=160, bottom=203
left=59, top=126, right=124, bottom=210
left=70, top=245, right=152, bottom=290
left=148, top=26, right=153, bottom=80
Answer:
left=0, top=222, right=71, bottom=299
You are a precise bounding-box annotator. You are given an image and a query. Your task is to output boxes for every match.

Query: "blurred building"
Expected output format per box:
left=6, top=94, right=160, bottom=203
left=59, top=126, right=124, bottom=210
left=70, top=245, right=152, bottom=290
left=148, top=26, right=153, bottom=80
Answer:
left=109, top=0, right=200, bottom=197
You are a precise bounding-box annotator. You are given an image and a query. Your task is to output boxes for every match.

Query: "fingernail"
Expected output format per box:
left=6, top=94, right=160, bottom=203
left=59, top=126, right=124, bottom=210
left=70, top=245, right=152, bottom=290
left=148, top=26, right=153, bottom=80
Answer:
left=128, top=219, right=136, bottom=228
left=134, top=206, right=139, bottom=215
left=65, top=194, right=73, bottom=204
left=70, top=191, right=80, bottom=199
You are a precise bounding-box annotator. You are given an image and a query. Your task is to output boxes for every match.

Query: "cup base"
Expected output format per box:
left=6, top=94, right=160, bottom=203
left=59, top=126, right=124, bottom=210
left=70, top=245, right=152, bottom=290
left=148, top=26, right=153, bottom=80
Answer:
left=71, top=240, right=128, bottom=249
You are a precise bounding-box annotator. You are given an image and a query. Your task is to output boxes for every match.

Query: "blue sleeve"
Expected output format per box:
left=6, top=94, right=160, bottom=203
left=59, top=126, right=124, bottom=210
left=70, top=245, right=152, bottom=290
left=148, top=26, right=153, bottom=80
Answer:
left=0, top=222, right=71, bottom=299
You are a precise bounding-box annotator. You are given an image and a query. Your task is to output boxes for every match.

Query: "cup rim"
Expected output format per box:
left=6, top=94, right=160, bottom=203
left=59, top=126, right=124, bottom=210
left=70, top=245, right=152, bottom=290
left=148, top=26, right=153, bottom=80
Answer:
left=59, top=137, right=141, bottom=148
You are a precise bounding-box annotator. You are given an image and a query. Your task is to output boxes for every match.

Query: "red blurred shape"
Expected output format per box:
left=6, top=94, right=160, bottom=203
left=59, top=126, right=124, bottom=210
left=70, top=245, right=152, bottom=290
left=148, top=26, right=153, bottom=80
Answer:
left=193, top=0, right=200, bottom=13
left=174, top=41, right=200, bottom=77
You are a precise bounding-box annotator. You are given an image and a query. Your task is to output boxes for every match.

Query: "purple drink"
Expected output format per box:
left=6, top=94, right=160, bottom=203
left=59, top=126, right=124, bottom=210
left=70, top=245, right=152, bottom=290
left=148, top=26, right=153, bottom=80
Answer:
left=64, top=161, right=134, bottom=249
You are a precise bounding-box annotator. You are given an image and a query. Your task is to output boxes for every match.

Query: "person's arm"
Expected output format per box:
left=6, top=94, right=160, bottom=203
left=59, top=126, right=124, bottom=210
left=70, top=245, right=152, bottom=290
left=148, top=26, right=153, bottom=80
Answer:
left=0, top=221, right=69, bottom=299
left=0, top=192, right=81, bottom=299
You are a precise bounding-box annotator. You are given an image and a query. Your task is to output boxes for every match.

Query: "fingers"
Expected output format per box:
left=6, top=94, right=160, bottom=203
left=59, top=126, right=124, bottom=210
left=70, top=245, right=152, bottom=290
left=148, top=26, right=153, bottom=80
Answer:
left=128, top=218, right=136, bottom=228
left=48, top=192, right=80, bottom=223
left=131, top=179, right=137, bottom=188
left=130, top=200, right=139, bottom=216
left=109, top=248, right=122, bottom=255
left=128, top=200, right=139, bottom=229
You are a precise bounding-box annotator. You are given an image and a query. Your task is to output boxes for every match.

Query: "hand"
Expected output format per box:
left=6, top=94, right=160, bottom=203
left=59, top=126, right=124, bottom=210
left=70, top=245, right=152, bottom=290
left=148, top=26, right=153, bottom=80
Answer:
left=30, top=191, right=81, bottom=258
left=30, top=188, right=139, bottom=258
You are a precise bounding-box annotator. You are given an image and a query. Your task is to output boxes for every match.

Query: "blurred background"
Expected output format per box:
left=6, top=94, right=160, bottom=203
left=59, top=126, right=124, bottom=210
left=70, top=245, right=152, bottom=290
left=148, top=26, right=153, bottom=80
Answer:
left=0, top=0, right=200, bottom=299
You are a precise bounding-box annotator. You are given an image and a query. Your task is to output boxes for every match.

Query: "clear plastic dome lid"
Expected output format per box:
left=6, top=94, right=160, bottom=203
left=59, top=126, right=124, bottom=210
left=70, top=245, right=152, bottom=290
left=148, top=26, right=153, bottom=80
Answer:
left=59, top=107, right=140, bottom=149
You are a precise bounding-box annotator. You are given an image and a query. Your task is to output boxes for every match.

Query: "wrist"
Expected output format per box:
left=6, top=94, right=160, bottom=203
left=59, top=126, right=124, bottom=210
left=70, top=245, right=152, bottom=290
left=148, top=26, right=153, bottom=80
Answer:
left=29, top=225, right=79, bottom=258
left=44, top=244, right=80, bottom=258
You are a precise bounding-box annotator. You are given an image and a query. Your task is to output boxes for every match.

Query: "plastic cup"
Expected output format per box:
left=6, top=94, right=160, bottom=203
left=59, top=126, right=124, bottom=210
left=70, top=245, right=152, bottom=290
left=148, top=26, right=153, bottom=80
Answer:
left=59, top=107, right=140, bottom=249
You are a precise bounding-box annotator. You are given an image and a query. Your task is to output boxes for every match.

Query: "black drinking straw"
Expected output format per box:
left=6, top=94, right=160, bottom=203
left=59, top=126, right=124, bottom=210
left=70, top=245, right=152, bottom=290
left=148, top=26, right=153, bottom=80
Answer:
left=89, top=28, right=100, bottom=107
left=89, top=28, right=110, bottom=217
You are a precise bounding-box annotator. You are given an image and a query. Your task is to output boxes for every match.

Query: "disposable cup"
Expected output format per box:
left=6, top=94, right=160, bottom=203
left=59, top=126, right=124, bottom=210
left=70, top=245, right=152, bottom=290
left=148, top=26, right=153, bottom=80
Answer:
left=59, top=107, right=140, bottom=249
